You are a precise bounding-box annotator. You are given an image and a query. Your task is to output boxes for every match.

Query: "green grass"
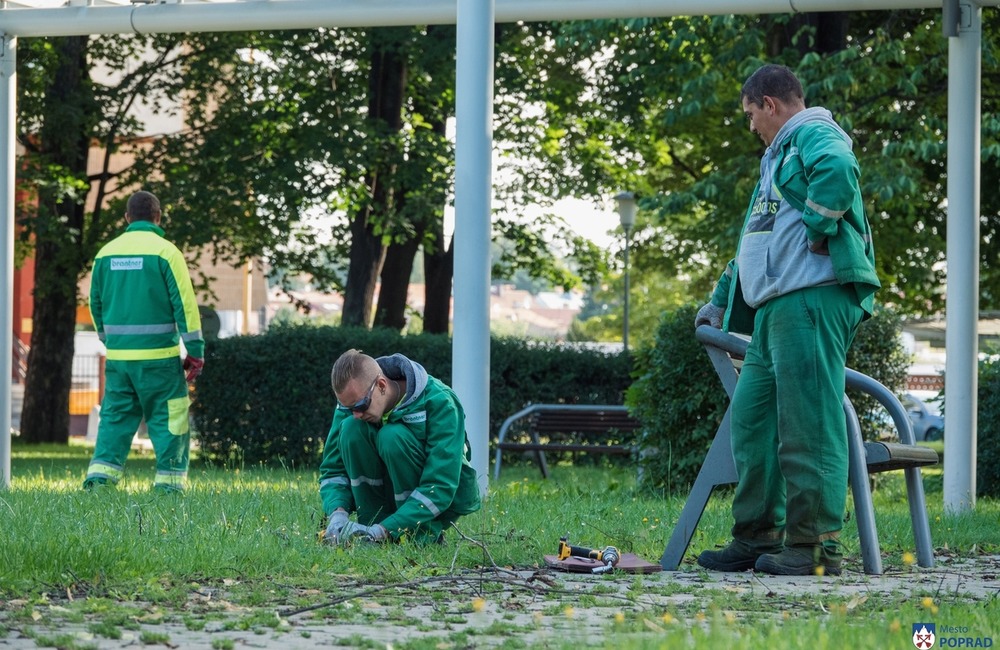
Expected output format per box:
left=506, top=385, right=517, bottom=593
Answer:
left=2, top=442, right=999, bottom=649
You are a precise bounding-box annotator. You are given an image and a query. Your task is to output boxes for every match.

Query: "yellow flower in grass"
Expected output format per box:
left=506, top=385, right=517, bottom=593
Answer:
left=889, top=620, right=902, bottom=633
left=903, top=552, right=916, bottom=566
left=814, top=565, right=825, bottom=577
left=564, top=606, right=575, bottom=619
left=614, top=612, right=625, bottom=624
left=661, top=612, right=674, bottom=625
left=921, top=597, right=934, bottom=609
left=472, top=598, right=486, bottom=613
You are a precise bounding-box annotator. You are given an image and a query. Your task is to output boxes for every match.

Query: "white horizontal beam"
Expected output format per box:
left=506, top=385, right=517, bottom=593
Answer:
left=0, top=0, right=990, bottom=38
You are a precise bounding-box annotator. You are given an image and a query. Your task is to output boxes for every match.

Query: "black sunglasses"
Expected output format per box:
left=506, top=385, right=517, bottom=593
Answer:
left=337, top=375, right=380, bottom=413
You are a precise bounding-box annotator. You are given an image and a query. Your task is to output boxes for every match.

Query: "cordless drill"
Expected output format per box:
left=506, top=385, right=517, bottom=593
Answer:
left=557, top=536, right=621, bottom=574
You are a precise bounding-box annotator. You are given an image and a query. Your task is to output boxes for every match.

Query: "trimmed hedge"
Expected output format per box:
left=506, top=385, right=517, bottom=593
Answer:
left=191, top=325, right=632, bottom=468
left=978, top=356, right=1000, bottom=497
left=627, top=304, right=908, bottom=493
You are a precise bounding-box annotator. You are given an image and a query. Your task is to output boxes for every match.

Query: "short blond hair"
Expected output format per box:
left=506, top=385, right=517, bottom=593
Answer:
left=331, top=349, right=380, bottom=393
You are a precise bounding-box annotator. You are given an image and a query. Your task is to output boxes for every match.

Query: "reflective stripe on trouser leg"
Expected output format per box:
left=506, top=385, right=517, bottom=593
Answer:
left=731, top=284, right=863, bottom=546
left=377, top=422, right=444, bottom=542
left=87, top=360, right=145, bottom=486
left=338, top=418, right=396, bottom=525
left=130, top=357, right=191, bottom=491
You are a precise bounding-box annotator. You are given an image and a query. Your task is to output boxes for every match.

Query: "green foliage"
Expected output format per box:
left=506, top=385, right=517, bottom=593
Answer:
left=192, top=327, right=632, bottom=467
left=517, top=13, right=1000, bottom=316
left=846, top=308, right=911, bottom=440
left=628, top=305, right=909, bottom=492
left=626, top=305, right=726, bottom=493
left=977, top=355, right=1000, bottom=497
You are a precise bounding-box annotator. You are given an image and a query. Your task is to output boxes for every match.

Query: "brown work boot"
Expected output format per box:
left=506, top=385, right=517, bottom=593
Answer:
left=754, top=545, right=842, bottom=576
left=697, top=539, right=780, bottom=572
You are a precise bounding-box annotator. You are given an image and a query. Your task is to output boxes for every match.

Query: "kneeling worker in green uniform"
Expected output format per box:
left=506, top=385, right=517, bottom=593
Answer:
left=319, top=349, right=481, bottom=545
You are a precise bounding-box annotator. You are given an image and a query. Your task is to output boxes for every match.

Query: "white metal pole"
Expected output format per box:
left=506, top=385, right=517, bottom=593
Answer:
left=1, top=0, right=995, bottom=38
left=453, top=0, right=494, bottom=495
left=0, top=34, right=15, bottom=490
left=943, top=1, right=981, bottom=513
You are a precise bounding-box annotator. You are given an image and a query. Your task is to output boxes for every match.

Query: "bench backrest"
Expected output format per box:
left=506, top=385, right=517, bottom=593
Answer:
left=529, top=409, right=641, bottom=435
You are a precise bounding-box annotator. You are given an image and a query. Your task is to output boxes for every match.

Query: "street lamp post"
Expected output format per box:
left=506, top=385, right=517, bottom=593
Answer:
left=615, top=192, right=637, bottom=353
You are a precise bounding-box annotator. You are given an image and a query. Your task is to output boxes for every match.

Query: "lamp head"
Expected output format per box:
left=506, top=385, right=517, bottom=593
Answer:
left=614, top=192, right=637, bottom=230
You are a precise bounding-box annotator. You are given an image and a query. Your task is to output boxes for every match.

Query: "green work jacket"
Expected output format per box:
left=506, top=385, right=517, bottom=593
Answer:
left=710, top=119, right=880, bottom=334
left=90, top=221, right=204, bottom=360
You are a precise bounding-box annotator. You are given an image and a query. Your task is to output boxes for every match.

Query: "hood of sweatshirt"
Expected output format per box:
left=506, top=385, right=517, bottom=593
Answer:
left=376, top=353, right=428, bottom=410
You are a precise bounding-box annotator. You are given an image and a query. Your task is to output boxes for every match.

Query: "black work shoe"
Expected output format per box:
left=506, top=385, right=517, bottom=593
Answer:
left=697, top=539, right=777, bottom=572
left=754, top=546, right=842, bottom=576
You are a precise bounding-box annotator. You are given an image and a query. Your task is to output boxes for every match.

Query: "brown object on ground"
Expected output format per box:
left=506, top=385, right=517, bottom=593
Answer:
left=544, top=553, right=662, bottom=574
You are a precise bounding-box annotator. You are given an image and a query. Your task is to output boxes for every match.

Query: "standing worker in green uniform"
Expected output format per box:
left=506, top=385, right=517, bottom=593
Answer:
left=320, top=349, right=481, bottom=545
left=694, top=65, right=880, bottom=576
left=84, top=190, right=204, bottom=492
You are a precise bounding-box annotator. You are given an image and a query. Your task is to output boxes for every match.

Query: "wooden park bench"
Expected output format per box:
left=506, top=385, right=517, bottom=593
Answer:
left=660, top=326, right=939, bottom=575
left=492, top=404, right=641, bottom=480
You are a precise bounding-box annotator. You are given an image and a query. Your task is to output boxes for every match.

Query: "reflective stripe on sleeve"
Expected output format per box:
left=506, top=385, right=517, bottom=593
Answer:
left=805, top=198, right=846, bottom=219
left=410, top=490, right=441, bottom=517
left=350, top=476, right=384, bottom=487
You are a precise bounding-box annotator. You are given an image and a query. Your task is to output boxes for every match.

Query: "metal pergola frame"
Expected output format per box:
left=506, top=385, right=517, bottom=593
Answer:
left=0, top=0, right=992, bottom=513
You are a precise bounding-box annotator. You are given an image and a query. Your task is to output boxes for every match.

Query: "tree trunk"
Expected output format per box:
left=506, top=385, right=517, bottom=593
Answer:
left=20, top=240, right=80, bottom=444
left=423, top=231, right=454, bottom=334
left=341, top=28, right=408, bottom=328
left=374, top=233, right=421, bottom=330
left=20, top=36, right=93, bottom=444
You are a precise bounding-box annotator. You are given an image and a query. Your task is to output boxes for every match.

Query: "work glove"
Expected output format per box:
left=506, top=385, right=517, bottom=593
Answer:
left=183, top=356, right=205, bottom=382
left=365, top=523, right=390, bottom=543
left=328, top=521, right=391, bottom=546
left=322, top=510, right=350, bottom=545
left=694, top=302, right=725, bottom=329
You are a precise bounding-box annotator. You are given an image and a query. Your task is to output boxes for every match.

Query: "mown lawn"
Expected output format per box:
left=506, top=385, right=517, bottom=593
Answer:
left=1, top=442, right=997, bottom=649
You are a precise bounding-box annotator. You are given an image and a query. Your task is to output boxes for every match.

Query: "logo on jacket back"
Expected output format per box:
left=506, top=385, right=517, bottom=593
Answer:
left=110, top=258, right=143, bottom=271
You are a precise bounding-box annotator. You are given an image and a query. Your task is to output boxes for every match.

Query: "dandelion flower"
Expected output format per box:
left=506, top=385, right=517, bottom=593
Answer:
left=889, top=620, right=901, bottom=633
left=661, top=613, right=674, bottom=624
left=564, top=606, right=575, bottom=619
left=902, top=552, right=916, bottom=566
left=614, top=612, right=625, bottom=624
left=921, top=597, right=934, bottom=609
left=472, top=598, right=486, bottom=613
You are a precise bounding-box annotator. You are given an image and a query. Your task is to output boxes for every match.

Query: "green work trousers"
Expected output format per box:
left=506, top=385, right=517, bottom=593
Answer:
left=729, top=284, right=864, bottom=549
left=85, top=357, right=191, bottom=491
left=339, top=418, right=462, bottom=543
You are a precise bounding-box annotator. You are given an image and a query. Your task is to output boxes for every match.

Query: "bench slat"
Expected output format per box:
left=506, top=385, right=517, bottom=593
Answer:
left=864, top=441, right=939, bottom=473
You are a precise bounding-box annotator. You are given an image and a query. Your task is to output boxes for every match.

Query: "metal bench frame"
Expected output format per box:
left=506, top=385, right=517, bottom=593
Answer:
left=660, top=326, right=937, bottom=575
left=493, top=404, right=639, bottom=480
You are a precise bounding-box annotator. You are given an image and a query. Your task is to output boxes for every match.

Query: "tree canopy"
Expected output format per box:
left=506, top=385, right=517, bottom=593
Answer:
left=13, top=11, right=1000, bottom=439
